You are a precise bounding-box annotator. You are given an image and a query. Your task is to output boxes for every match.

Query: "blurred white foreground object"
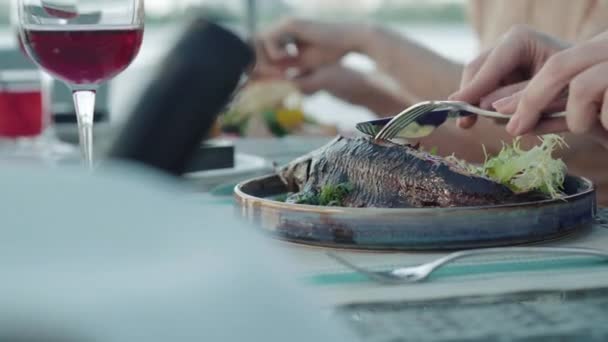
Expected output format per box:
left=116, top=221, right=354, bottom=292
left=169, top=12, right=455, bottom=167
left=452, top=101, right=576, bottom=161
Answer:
left=0, top=163, right=354, bottom=342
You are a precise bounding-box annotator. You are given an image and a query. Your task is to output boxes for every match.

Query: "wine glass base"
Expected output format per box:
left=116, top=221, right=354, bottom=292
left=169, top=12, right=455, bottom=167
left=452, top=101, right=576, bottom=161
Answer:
left=0, top=131, right=79, bottom=164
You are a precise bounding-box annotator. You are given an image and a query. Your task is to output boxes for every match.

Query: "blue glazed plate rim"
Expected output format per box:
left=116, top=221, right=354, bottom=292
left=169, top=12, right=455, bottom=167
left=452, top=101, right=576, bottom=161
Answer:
left=234, top=174, right=595, bottom=214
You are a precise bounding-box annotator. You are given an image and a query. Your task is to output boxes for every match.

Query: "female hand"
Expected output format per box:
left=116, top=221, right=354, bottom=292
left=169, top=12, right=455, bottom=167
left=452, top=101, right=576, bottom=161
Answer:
left=491, top=30, right=608, bottom=139
left=449, top=25, right=569, bottom=129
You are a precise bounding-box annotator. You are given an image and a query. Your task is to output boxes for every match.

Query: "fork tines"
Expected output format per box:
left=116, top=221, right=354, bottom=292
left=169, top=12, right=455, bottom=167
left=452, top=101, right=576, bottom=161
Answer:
left=374, top=102, right=443, bottom=141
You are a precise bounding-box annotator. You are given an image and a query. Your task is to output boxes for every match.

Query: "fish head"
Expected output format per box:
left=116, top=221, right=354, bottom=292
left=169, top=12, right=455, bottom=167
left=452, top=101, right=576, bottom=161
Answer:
left=277, top=156, right=312, bottom=193
left=277, top=136, right=345, bottom=192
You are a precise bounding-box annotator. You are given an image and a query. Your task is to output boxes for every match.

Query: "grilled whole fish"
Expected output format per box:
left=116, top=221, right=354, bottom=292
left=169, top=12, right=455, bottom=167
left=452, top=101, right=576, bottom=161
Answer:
left=278, top=136, right=528, bottom=208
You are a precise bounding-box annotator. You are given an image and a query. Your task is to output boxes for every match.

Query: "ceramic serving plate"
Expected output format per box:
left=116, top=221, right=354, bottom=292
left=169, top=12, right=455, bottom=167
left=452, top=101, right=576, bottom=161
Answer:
left=234, top=174, right=597, bottom=250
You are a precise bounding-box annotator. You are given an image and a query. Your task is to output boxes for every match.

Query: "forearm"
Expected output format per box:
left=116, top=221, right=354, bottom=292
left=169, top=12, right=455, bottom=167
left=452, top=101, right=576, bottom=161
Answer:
left=355, top=87, right=409, bottom=117
left=328, top=74, right=413, bottom=117
left=353, top=24, right=464, bottom=101
left=416, top=117, right=522, bottom=162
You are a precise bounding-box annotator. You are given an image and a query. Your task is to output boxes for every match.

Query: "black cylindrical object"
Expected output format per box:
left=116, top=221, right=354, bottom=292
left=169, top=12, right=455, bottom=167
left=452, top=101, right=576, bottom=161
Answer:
left=109, top=19, right=254, bottom=175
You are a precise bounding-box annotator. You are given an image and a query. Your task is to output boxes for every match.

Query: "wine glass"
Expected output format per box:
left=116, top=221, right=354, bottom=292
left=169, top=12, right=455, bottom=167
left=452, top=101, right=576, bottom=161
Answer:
left=17, top=0, right=145, bottom=168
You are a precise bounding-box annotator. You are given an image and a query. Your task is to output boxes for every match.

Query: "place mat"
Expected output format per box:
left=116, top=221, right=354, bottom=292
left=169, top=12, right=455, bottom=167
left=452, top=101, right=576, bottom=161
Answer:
left=275, top=219, right=608, bottom=306
left=335, top=287, right=608, bottom=341
left=195, top=191, right=608, bottom=340
left=205, top=188, right=608, bottom=307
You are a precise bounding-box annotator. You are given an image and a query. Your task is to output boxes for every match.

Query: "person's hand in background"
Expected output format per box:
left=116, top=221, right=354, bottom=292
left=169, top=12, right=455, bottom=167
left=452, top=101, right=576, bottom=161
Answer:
left=251, top=18, right=409, bottom=118
left=254, top=18, right=368, bottom=77
left=450, top=25, right=570, bottom=129
left=252, top=17, right=463, bottom=117
left=251, top=35, right=286, bottom=80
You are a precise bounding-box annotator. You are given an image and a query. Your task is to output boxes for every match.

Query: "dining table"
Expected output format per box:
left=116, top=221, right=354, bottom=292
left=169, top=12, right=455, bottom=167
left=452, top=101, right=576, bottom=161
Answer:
left=2, top=123, right=608, bottom=341
left=8, top=20, right=608, bottom=340
left=196, top=135, right=608, bottom=342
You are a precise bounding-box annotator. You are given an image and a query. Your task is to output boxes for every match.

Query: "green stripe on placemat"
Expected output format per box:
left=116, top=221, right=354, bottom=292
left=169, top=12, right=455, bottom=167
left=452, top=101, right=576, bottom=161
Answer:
left=209, top=182, right=240, bottom=198
left=306, top=257, right=608, bottom=286
left=191, top=182, right=239, bottom=206
left=192, top=194, right=234, bottom=206
left=205, top=197, right=235, bottom=205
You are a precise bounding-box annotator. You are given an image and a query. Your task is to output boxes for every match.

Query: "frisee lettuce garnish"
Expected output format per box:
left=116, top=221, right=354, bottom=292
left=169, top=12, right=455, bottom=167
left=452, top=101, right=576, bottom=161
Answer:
left=448, top=134, right=568, bottom=199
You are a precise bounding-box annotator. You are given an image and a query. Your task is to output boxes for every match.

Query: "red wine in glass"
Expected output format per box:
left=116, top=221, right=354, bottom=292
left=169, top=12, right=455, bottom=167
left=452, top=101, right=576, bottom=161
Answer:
left=22, top=26, right=143, bottom=85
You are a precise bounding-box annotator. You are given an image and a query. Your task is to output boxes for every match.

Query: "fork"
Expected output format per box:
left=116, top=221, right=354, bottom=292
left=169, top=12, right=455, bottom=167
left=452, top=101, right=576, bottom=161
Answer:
left=327, top=247, right=608, bottom=285
left=370, top=101, right=566, bottom=141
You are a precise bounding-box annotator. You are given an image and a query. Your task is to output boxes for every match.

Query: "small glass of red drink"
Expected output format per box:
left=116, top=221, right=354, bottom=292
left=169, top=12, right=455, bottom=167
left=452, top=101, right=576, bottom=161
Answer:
left=0, top=70, right=45, bottom=140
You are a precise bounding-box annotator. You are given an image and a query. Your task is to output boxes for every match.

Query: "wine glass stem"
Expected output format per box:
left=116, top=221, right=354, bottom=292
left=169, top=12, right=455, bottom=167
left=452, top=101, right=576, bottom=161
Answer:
left=72, top=90, right=95, bottom=168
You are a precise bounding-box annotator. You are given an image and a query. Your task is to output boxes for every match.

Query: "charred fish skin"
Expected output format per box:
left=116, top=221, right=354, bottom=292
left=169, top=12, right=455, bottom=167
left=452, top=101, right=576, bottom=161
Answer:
left=280, top=136, right=518, bottom=208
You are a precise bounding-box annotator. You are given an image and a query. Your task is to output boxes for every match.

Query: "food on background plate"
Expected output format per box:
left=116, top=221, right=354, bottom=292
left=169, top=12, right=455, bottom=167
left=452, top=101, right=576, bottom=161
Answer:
left=278, top=135, right=567, bottom=208
left=220, top=80, right=337, bottom=137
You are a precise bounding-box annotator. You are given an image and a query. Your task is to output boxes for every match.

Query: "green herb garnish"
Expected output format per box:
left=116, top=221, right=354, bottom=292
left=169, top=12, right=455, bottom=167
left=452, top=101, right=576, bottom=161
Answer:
left=292, top=192, right=320, bottom=205
left=318, top=183, right=354, bottom=206
left=293, top=182, right=354, bottom=206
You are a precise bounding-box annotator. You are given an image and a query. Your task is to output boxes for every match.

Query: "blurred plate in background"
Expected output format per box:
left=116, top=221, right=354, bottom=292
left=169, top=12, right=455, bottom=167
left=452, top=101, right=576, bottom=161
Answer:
left=185, top=153, right=272, bottom=192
